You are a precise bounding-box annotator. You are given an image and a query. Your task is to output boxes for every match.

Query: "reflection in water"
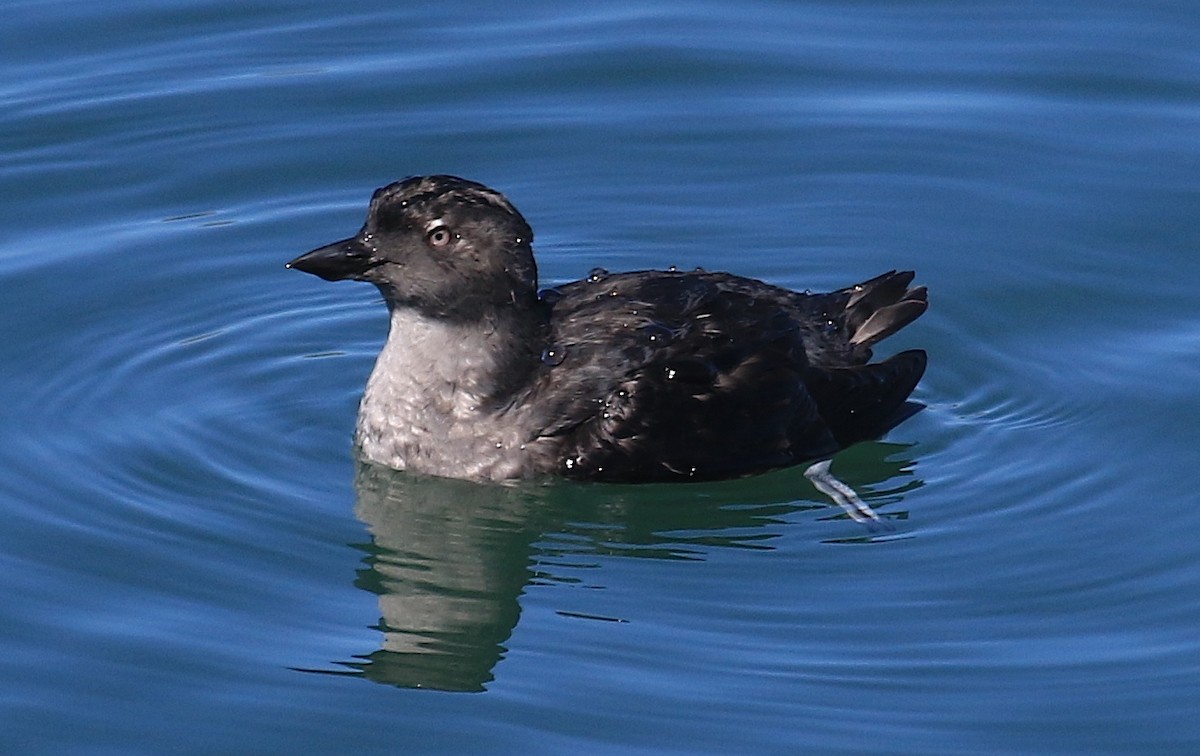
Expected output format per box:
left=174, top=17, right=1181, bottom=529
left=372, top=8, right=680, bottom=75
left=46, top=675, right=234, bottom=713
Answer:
left=343, top=469, right=540, bottom=692
left=321, top=443, right=920, bottom=692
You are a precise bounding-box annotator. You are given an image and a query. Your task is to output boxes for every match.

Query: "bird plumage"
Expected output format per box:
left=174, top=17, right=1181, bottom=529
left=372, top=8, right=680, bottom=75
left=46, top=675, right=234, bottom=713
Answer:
left=288, top=175, right=928, bottom=491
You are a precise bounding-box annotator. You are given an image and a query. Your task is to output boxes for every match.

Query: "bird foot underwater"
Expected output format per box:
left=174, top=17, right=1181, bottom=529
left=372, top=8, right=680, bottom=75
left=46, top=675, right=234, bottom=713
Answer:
left=804, top=459, right=892, bottom=530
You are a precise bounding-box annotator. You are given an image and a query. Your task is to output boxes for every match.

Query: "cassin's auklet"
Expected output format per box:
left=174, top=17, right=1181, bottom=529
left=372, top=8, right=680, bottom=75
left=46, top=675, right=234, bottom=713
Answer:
left=287, top=175, right=928, bottom=523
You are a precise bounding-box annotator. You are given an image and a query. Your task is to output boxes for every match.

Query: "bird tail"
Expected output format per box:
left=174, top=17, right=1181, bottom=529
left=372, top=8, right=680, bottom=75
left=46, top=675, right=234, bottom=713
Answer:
left=841, top=270, right=928, bottom=348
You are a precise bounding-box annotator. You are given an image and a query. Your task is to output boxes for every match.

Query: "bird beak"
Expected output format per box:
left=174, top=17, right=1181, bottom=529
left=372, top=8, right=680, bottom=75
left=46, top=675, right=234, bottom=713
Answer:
left=286, top=236, right=377, bottom=282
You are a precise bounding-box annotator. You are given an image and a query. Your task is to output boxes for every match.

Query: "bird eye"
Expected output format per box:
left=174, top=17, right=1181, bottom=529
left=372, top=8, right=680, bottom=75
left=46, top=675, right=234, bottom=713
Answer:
left=427, top=226, right=452, bottom=247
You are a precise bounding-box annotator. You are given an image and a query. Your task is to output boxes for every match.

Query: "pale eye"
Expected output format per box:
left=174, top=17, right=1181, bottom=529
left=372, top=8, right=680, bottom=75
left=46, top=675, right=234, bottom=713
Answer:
left=427, top=226, right=452, bottom=247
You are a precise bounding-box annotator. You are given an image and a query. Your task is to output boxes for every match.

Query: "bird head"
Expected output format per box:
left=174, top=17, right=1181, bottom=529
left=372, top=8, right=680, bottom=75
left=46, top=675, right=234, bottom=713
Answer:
left=288, top=175, right=538, bottom=321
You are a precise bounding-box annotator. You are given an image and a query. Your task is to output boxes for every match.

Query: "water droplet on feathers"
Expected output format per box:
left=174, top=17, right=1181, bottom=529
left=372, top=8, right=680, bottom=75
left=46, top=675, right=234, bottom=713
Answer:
left=639, top=322, right=674, bottom=345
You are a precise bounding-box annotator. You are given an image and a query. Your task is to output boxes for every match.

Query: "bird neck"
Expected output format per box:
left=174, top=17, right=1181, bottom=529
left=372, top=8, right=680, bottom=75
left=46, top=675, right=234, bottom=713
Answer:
left=371, top=301, right=544, bottom=412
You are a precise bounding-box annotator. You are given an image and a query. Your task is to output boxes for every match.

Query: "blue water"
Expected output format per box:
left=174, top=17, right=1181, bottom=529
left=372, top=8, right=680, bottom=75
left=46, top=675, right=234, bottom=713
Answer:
left=3, top=1, right=1200, bottom=753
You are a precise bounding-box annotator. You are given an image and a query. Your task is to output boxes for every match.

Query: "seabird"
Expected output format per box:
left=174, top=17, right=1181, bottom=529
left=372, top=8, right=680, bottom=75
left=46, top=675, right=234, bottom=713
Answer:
left=288, top=175, right=928, bottom=523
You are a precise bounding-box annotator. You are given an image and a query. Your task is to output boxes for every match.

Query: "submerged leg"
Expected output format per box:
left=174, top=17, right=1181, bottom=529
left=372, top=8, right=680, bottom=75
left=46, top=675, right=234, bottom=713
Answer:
left=803, top=459, right=883, bottom=526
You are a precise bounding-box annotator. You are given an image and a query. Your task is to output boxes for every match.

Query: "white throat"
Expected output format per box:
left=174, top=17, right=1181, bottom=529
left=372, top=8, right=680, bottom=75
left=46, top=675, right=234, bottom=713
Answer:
left=354, top=307, right=535, bottom=479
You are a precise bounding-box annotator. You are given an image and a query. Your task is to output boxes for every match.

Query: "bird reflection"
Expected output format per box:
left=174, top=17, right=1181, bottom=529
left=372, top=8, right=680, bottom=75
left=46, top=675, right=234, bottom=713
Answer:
left=314, top=442, right=920, bottom=692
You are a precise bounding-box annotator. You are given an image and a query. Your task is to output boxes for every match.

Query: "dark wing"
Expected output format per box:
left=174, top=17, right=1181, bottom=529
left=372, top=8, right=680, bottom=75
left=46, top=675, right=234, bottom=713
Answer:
left=525, top=270, right=926, bottom=482
left=803, top=349, right=927, bottom=448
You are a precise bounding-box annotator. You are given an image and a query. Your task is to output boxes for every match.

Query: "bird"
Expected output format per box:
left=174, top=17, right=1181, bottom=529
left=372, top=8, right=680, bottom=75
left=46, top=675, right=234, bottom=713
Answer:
left=287, top=175, right=928, bottom=523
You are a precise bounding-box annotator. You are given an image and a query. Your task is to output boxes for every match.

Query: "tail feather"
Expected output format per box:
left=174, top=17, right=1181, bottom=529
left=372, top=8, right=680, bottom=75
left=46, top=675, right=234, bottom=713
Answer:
left=842, top=271, right=928, bottom=349
left=850, top=299, right=928, bottom=347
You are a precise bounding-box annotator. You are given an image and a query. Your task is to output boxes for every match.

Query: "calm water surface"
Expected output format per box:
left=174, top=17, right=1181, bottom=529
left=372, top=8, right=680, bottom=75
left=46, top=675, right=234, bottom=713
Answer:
left=3, top=1, right=1199, bottom=753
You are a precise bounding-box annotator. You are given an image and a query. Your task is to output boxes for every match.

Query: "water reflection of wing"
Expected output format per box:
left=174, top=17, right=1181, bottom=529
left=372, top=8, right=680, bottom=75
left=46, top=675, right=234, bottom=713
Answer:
left=333, top=441, right=920, bottom=692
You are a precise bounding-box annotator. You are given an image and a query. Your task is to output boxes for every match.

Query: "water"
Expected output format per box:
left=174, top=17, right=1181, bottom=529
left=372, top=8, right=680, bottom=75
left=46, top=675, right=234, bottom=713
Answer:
left=3, top=1, right=1199, bottom=753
